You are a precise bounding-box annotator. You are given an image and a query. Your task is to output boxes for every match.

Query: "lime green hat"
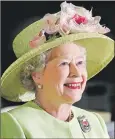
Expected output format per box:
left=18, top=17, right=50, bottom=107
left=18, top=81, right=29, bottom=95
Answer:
left=1, top=2, right=114, bottom=102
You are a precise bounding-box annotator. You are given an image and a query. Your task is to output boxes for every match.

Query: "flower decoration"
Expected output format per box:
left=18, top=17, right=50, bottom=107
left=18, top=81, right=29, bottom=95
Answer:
left=29, top=30, right=46, bottom=48
left=43, top=13, right=60, bottom=34
left=29, top=1, right=110, bottom=48
left=72, top=14, right=88, bottom=25
left=59, top=2, right=110, bottom=34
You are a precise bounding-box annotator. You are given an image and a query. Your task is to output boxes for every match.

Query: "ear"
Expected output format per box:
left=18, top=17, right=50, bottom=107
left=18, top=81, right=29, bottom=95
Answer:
left=31, top=72, right=43, bottom=85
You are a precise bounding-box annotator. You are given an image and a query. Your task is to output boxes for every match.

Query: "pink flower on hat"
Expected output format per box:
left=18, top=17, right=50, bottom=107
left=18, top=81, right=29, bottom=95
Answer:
left=72, top=14, right=88, bottom=24
left=29, top=30, right=46, bottom=48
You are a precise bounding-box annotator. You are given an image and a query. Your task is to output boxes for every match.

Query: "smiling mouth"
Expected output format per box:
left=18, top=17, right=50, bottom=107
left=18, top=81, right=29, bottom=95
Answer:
left=64, top=83, right=81, bottom=90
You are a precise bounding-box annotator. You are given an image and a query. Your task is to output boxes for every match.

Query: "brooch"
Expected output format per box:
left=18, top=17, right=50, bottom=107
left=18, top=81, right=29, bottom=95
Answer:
left=77, top=115, right=91, bottom=133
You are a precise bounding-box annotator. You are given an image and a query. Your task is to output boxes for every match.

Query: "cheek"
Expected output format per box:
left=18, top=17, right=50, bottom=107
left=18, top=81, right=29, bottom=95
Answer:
left=56, top=67, right=69, bottom=81
left=83, top=70, right=87, bottom=81
left=79, top=66, right=87, bottom=78
left=43, top=66, right=69, bottom=85
left=58, top=67, right=69, bottom=74
left=81, top=69, right=87, bottom=91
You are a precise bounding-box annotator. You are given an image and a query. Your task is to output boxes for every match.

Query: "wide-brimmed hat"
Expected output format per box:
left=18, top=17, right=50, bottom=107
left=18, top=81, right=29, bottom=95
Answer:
left=1, top=2, right=114, bottom=102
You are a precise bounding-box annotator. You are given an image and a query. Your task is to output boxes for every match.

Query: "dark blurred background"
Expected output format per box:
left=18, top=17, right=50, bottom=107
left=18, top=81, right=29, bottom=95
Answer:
left=1, top=1, right=115, bottom=121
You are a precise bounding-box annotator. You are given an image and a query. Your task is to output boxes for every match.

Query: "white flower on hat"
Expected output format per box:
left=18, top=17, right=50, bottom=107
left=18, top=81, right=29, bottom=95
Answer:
left=43, top=13, right=60, bottom=34
left=43, top=1, right=110, bottom=35
left=59, top=1, right=110, bottom=34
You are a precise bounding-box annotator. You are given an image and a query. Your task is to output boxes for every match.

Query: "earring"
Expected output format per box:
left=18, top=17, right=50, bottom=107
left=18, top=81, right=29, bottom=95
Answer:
left=37, top=84, right=43, bottom=89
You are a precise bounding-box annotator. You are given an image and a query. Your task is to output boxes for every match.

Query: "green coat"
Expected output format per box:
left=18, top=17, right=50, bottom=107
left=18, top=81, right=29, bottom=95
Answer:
left=1, top=101, right=110, bottom=138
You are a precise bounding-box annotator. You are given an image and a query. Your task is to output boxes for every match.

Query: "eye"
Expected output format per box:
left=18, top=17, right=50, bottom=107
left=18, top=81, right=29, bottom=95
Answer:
left=77, top=61, right=84, bottom=65
left=60, top=62, right=69, bottom=66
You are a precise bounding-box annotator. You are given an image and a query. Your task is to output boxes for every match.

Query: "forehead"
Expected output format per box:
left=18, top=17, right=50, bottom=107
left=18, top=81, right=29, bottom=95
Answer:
left=49, top=43, right=85, bottom=60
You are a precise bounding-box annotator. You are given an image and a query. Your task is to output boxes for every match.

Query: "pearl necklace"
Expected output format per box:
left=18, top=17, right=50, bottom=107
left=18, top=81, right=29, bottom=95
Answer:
left=33, top=100, right=74, bottom=122
left=66, top=110, right=74, bottom=122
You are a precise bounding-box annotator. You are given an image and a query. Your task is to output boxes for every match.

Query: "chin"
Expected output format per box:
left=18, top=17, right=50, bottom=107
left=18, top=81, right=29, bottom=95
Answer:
left=71, top=95, right=82, bottom=103
left=63, top=93, right=83, bottom=104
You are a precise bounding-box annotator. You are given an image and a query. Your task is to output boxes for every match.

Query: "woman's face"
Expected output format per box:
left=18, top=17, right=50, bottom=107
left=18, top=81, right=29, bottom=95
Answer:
left=40, top=43, right=87, bottom=104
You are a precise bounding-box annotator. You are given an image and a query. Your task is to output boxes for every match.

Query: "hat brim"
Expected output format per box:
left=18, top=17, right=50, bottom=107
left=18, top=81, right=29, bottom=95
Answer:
left=1, top=31, right=114, bottom=102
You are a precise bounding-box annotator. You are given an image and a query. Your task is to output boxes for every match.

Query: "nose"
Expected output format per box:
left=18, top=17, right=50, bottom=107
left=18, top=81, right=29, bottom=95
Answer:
left=68, top=63, right=81, bottom=78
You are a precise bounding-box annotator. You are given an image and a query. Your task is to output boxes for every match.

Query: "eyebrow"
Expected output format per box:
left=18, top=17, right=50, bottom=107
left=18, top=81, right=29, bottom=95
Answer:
left=60, top=54, right=86, bottom=59
left=51, top=55, right=86, bottom=62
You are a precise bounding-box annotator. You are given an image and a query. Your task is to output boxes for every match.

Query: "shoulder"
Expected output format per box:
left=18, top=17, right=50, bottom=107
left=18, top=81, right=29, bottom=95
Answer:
left=72, top=106, right=100, bottom=124
left=72, top=106, right=106, bottom=124
left=72, top=105, right=104, bottom=119
left=72, top=106, right=95, bottom=117
left=72, top=106, right=109, bottom=138
left=1, top=102, right=38, bottom=138
left=3, top=101, right=43, bottom=122
left=1, top=112, right=26, bottom=138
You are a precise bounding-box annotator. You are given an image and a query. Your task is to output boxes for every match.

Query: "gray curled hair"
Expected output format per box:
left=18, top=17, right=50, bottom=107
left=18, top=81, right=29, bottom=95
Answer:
left=20, top=49, right=52, bottom=92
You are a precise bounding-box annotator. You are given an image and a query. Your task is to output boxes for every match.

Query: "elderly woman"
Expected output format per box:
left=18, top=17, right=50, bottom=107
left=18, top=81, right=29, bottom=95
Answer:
left=1, top=2, right=114, bottom=138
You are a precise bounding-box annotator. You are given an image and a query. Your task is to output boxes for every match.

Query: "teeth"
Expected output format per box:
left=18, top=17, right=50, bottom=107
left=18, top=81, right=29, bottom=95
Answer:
left=73, top=84, right=77, bottom=87
left=67, top=83, right=80, bottom=87
left=77, top=83, right=80, bottom=87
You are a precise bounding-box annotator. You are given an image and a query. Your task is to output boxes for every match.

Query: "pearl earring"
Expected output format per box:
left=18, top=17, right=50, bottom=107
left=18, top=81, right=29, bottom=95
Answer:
left=37, top=84, right=42, bottom=89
